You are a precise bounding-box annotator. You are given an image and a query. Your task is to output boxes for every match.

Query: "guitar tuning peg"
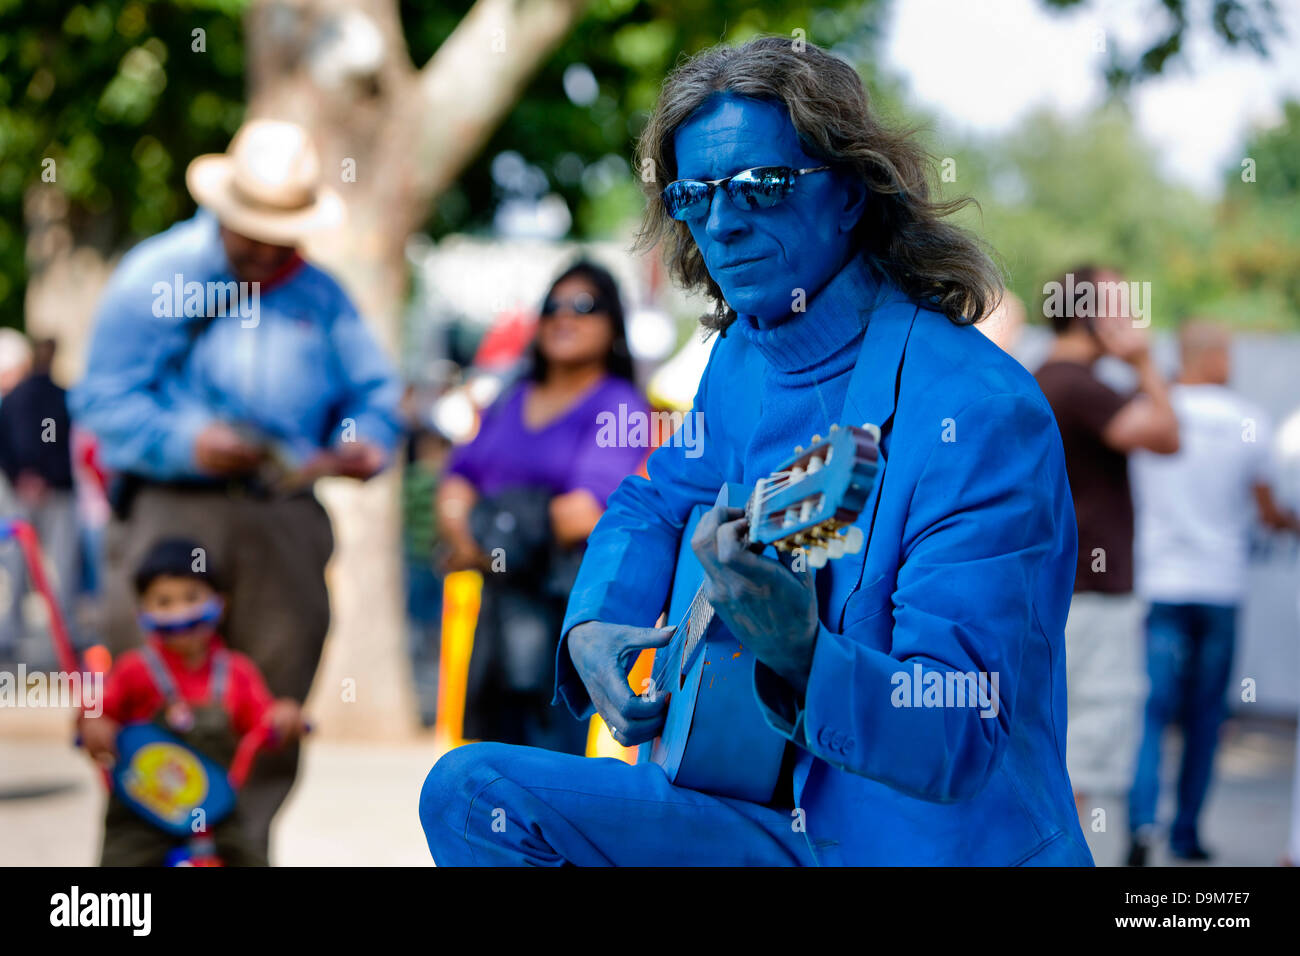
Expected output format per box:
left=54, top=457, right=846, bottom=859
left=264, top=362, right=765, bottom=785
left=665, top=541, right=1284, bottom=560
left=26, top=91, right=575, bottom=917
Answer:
left=860, top=423, right=881, bottom=443
left=807, top=545, right=829, bottom=569
left=826, top=536, right=846, bottom=559
left=829, top=424, right=839, bottom=432
left=794, top=445, right=804, bottom=455
left=841, top=525, right=864, bottom=554
left=811, top=434, right=821, bottom=444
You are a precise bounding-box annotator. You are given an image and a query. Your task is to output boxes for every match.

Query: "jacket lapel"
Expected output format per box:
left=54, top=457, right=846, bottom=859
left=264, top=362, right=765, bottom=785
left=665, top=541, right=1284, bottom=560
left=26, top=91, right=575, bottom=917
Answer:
left=834, top=282, right=921, bottom=628
left=839, top=281, right=919, bottom=433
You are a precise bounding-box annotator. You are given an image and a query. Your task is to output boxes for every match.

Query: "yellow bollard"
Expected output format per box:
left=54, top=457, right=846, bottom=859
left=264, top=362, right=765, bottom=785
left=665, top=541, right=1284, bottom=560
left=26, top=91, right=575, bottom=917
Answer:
left=433, top=570, right=482, bottom=753
left=435, top=570, right=654, bottom=768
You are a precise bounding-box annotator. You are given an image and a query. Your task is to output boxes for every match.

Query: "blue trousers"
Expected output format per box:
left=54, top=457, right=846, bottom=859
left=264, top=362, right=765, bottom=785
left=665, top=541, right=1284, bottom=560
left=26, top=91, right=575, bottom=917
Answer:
left=1128, top=601, right=1237, bottom=851
left=420, top=742, right=815, bottom=866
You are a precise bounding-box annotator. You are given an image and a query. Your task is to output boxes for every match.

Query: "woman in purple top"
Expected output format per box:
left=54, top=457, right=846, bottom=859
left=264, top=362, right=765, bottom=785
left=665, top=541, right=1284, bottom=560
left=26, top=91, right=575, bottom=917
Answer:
left=437, top=261, right=650, bottom=753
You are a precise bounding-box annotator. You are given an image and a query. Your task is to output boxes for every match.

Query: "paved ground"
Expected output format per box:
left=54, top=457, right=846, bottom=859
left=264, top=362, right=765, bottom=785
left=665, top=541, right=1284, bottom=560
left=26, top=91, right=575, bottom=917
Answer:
left=1079, top=718, right=1295, bottom=867
left=1, top=710, right=1293, bottom=866
left=0, top=710, right=440, bottom=867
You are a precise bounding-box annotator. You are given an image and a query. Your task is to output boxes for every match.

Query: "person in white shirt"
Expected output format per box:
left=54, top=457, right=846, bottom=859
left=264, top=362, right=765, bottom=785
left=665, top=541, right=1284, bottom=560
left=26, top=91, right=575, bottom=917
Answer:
left=1127, top=321, right=1300, bottom=865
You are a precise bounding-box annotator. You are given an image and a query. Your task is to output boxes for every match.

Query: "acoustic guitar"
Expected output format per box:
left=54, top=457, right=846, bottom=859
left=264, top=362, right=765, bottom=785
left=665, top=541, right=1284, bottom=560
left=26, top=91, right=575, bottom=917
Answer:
left=644, top=423, right=881, bottom=802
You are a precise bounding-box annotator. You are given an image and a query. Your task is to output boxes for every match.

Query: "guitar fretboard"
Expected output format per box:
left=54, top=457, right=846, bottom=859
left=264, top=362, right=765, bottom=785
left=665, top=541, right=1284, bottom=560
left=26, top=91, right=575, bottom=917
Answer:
left=680, top=584, right=715, bottom=665
left=652, top=580, right=716, bottom=693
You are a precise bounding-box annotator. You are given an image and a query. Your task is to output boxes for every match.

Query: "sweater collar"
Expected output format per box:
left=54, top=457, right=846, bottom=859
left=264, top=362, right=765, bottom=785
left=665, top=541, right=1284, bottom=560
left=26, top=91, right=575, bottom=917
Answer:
left=733, top=253, right=880, bottom=373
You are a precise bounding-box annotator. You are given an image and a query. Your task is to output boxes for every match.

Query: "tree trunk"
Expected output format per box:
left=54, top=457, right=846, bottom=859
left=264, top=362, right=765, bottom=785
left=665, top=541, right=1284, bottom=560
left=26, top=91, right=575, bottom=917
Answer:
left=244, top=0, right=588, bottom=738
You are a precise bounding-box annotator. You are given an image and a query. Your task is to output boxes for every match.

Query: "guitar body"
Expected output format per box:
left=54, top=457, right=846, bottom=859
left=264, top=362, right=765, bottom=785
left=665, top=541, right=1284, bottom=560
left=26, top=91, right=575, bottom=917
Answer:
left=646, top=485, right=787, bottom=804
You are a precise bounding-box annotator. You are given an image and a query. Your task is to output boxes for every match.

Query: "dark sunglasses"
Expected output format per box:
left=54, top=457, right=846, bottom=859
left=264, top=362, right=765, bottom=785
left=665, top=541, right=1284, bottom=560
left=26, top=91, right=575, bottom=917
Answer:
left=540, top=291, right=610, bottom=318
left=661, top=165, right=831, bottom=222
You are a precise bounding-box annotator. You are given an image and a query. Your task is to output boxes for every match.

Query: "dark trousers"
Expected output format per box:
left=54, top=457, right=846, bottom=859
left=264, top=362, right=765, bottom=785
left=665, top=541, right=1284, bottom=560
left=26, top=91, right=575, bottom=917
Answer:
left=1128, top=601, right=1237, bottom=850
left=102, top=485, right=334, bottom=859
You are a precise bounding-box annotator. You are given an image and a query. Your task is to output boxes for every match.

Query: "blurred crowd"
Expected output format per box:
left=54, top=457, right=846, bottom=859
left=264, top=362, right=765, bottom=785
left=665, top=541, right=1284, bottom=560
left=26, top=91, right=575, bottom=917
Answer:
left=991, top=270, right=1300, bottom=865
left=3, top=117, right=1299, bottom=867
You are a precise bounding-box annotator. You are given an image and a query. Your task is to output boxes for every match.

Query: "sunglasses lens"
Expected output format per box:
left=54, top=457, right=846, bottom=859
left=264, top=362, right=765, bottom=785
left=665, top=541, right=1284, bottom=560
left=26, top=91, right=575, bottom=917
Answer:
left=727, top=167, right=796, bottom=210
left=662, top=180, right=714, bottom=221
left=541, top=292, right=604, bottom=318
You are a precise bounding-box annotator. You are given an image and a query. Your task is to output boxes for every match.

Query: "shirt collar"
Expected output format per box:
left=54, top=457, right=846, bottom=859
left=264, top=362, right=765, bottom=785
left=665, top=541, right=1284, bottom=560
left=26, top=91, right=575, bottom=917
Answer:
left=195, top=209, right=306, bottom=293
left=259, top=251, right=305, bottom=291
left=733, top=252, right=880, bottom=373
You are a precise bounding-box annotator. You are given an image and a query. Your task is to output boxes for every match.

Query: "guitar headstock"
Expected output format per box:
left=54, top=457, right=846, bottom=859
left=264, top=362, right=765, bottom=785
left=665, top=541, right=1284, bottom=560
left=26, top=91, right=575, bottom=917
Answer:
left=746, top=423, right=880, bottom=568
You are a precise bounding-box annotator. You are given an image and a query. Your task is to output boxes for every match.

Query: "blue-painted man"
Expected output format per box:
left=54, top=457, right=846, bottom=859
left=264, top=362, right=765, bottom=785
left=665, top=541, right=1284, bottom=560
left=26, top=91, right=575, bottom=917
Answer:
left=421, top=37, right=1093, bottom=866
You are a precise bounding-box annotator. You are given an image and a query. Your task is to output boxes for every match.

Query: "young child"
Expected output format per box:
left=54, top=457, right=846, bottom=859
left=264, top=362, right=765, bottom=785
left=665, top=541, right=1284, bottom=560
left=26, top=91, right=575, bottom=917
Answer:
left=79, top=536, right=306, bottom=865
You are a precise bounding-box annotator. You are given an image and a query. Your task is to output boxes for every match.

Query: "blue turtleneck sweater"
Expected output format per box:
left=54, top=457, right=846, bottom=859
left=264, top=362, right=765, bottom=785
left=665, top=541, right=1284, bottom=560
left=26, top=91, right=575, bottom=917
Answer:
left=733, top=253, right=880, bottom=486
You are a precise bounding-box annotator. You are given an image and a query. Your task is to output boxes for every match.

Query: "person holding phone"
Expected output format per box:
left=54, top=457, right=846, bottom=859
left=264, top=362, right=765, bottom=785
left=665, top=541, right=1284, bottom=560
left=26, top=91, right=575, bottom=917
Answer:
left=1034, top=265, right=1180, bottom=839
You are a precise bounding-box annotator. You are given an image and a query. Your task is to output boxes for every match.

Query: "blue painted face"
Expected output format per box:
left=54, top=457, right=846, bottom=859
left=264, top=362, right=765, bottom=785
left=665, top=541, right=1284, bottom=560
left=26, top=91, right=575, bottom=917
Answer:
left=672, top=94, right=866, bottom=326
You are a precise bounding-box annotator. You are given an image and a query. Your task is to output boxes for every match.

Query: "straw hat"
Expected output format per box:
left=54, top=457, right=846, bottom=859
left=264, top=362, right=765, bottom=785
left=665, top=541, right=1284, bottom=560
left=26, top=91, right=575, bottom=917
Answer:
left=186, top=119, right=344, bottom=245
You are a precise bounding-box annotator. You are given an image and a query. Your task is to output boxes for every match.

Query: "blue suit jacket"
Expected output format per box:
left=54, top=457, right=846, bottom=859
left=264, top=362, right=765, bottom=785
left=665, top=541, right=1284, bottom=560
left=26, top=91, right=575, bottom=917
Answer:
left=558, top=281, right=1094, bottom=866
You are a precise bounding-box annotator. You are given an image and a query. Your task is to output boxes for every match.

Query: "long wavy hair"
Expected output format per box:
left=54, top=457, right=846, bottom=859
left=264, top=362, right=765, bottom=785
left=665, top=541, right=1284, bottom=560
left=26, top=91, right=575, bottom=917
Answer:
left=634, top=36, right=1003, bottom=333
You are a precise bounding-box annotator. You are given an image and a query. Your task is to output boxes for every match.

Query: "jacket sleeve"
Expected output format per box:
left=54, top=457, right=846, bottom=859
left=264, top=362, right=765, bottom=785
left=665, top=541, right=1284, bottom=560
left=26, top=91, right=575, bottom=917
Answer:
left=68, top=273, right=215, bottom=480
left=755, top=392, right=1063, bottom=802
left=325, top=299, right=403, bottom=454
left=553, top=348, right=730, bottom=718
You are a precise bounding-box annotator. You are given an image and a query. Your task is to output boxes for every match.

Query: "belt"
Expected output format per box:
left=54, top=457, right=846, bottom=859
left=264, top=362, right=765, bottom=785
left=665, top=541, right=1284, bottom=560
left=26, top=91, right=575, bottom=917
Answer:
left=132, top=474, right=314, bottom=502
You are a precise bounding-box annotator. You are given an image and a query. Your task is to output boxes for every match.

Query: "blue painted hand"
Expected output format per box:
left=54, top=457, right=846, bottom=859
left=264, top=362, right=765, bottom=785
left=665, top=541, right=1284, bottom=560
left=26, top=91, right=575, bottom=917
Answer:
left=567, top=620, right=674, bottom=745
left=690, top=502, right=819, bottom=696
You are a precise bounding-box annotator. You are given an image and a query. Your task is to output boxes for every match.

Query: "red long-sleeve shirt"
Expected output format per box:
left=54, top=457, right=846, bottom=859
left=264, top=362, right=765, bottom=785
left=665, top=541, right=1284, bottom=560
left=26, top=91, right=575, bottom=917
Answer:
left=94, top=636, right=274, bottom=738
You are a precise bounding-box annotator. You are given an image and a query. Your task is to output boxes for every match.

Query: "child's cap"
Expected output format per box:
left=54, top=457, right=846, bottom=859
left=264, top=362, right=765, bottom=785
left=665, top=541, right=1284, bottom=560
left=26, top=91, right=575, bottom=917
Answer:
left=133, top=537, right=221, bottom=596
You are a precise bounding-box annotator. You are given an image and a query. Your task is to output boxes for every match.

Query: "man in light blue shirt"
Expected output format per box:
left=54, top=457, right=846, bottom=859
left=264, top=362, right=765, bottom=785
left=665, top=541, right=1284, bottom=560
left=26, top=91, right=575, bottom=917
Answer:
left=71, top=119, right=401, bottom=857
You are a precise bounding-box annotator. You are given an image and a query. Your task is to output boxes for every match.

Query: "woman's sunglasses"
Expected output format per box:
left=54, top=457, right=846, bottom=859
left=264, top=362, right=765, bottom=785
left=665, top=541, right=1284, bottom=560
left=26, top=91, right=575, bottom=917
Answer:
left=661, top=165, right=831, bottom=222
left=540, top=291, right=610, bottom=318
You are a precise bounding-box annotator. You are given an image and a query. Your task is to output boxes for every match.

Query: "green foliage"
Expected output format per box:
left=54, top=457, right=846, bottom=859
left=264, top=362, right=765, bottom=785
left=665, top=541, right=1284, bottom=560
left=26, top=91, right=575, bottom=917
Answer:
left=0, top=0, right=1292, bottom=335
left=1214, top=99, right=1300, bottom=323
left=403, top=0, right=885, bottom=240
left=0, top=0, right=248, bottom=324
left=1040, top=0, right=1280, bottom=90
left=0, top=0, right=878, bottom=328
left=934, top=100, right=1300, bottom=329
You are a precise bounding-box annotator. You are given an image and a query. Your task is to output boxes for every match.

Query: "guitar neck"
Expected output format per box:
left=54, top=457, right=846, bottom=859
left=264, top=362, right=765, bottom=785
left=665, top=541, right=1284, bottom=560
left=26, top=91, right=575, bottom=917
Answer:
left=652, top=581, right=715, bottom=690
left=679, top=583, right=716, bottom=665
